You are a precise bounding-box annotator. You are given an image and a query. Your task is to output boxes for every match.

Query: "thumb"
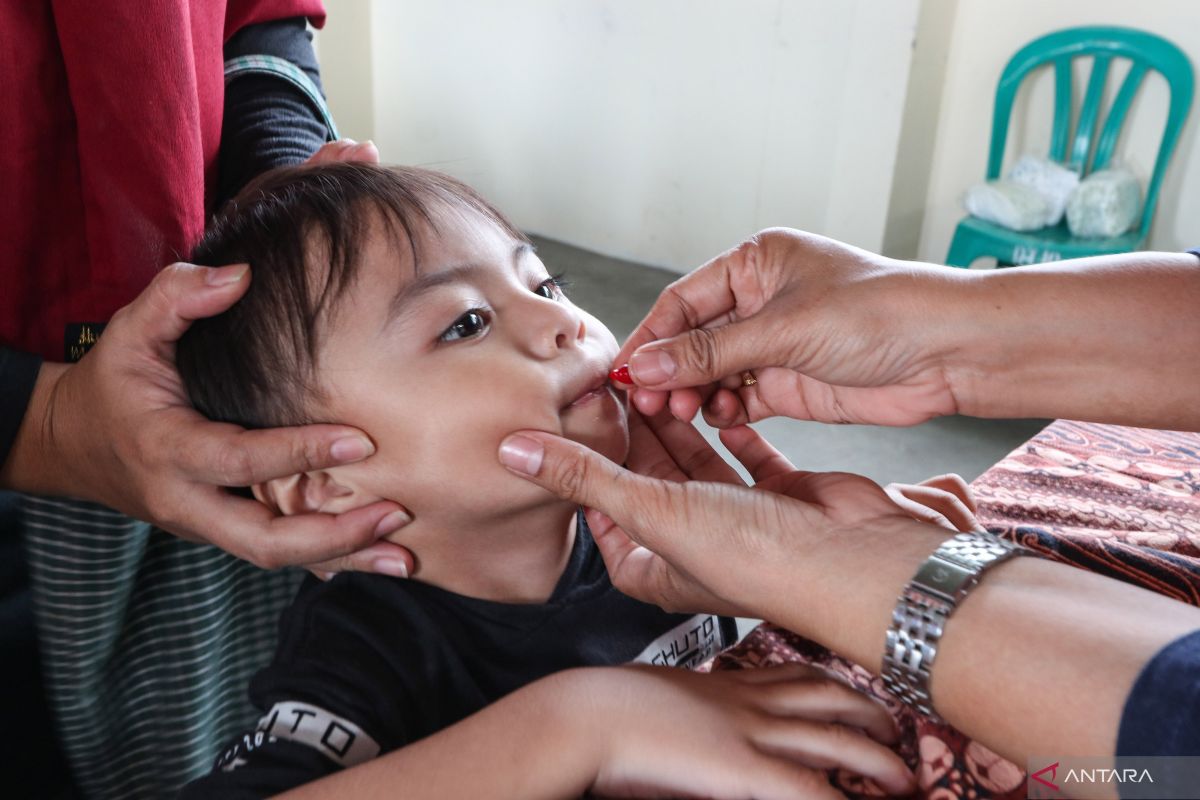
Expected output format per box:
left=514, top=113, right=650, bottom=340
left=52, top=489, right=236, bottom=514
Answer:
left=628, top=314, right=775, bottom=389
left=498, top=431, right=679, bottom=550
left=126, top=262, right=251, bottom=346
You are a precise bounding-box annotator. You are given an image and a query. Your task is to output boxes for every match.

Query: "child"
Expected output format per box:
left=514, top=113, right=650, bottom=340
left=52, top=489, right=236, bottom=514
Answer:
left=177, top=163, right=918, bottom=798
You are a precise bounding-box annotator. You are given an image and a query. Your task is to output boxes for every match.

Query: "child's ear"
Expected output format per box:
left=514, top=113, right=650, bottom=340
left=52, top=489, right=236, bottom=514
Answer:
left=252, top=471, right=362, bottom=516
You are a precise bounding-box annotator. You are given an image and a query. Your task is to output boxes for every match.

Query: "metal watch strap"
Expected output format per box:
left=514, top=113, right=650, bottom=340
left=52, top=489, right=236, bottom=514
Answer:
left=881, top=531, right=1027, bottom=719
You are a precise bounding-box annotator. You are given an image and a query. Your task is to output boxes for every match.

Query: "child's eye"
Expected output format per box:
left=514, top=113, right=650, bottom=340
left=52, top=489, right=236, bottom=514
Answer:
left=534, top=273, right=569, bottom=299
left=440, top=309, right=490, bottom=342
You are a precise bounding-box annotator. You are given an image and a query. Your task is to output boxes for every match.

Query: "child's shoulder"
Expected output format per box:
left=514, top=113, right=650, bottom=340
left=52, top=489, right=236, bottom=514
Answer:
left=276, top=571, right=449, bottom=659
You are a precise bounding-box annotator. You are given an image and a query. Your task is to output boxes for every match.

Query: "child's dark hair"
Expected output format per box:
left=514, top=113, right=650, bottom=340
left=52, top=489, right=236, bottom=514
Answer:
left=177, top=162, right=528, bottom=429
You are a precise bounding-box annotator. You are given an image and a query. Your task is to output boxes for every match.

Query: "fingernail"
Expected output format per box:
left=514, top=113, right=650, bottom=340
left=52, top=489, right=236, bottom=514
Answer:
left=372, top=557, right=409, bottom=578
left=338, top=137, right=358, bottom=146
left=374, top=509, right=412, bottom=537
left=331, top=436, right=374, bottom=462
left=499, top=435, right=544, bottom=476
left=206, top=264, right=248, bottom=286
left=630, top=349, right=675, bottom=385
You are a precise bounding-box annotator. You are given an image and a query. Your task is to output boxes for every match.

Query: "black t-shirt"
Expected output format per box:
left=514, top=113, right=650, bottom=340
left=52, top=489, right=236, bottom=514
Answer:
left=182, top=513, right=748, bottom=798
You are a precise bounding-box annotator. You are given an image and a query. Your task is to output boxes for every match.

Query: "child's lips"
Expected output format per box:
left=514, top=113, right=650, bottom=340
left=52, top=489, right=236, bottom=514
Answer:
left=565, top=381, right=611, bottom=409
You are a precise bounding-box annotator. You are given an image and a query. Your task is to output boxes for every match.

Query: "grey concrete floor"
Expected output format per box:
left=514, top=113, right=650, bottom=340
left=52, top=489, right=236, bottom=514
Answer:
left=532, top=234, right=1049, bottom=486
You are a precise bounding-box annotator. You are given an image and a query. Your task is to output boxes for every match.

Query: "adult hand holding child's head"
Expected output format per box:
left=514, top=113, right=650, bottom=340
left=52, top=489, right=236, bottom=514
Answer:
left=1, top=140, right=416, bottom=578
left=615, top=227, right=964, bottom=428
left=13, top=262, right=415, bottom=576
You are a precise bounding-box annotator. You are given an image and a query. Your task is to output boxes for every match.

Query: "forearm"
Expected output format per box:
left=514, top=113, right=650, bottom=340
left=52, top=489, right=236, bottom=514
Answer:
left=277, top=670, right=600, bottom=800
left=0, top=360, right=70, bottom=495
left=937, top=252, right=1200, bottom=429
left=219, top=17, right=329, bottom=205
left=762, top=517, right=1200, bottom=765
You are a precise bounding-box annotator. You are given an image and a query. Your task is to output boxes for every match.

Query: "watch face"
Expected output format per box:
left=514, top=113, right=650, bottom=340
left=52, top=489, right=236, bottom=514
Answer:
left=914, top=555, right=977, bottom=600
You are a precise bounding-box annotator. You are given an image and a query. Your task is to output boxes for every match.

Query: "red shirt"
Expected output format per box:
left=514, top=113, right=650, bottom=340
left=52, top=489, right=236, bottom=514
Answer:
left=0, top=0, right=325, bottom=360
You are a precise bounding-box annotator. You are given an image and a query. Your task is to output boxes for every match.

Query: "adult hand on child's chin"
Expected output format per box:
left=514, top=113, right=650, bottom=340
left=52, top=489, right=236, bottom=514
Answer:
left=9, top=262, right=415, bottom=578
left=498, top=411, right=977, bottom=626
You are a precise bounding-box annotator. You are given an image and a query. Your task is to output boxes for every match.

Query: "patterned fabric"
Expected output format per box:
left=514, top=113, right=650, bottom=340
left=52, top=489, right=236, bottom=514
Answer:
left=22, top=496, right=302, bottom=799
left=710, top=419, right=1200, bottom=799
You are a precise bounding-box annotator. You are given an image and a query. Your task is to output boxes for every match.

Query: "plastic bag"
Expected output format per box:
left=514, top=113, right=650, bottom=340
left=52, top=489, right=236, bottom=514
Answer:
left=963, top=180, right=1052, bottom=232
left=963, top=155, right=1079, bottom=231
left=1007, top=155, right=1079, bottom=226
left=1066, top=169, right=1141, bottom=238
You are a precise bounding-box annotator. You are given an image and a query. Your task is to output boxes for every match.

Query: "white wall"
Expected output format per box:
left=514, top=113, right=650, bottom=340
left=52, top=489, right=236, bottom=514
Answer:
left=318, top=1, right=1200, bottom=271
left=882, top=0, right=957, bottom=260
left=322, top=0, right=919, bottom=272
left=316, top=0, right=375, bottom=144
left=918, top=0, right=1200, bottom=264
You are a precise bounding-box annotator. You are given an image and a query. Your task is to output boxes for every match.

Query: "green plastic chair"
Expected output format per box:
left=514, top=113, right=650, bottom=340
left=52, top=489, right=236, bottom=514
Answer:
left=945, top=26, right=1193, bottom=268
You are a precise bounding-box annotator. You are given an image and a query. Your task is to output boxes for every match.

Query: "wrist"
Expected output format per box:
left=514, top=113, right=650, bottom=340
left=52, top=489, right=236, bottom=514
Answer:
left=931, top=266, right=1031, bottom=419
left=764, top=515, right=949, bottom=673
left=0, top=361, right=72, bottom=495
left=530, top=669, right=611, bottom=796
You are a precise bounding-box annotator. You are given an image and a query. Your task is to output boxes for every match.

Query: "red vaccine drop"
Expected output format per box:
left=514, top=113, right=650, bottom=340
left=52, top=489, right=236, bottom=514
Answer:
left=609, top=364, right=632, bottom=385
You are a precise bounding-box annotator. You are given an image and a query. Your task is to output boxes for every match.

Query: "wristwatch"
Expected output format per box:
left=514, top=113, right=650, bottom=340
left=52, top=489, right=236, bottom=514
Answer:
left=881, top=531, right=1028, bottom=719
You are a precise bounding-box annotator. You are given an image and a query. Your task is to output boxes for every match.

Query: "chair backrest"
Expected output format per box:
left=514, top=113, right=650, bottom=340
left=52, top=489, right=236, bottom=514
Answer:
left=987, top=26, right=1193, bottom=236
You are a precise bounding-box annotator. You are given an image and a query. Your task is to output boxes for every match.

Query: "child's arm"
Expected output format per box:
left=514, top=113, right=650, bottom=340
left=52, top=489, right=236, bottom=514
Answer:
left=278, top=664, right=915, bottom=800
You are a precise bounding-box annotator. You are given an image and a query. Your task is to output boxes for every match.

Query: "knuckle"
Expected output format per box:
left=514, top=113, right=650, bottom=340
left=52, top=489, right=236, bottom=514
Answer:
left=249, top=546, right=284, bottom=571
left=551, top=454, right=590, bottom=501
left=681, top=327, right=720, bottom=378
left=294, top=436, right=326, bottom=473
left=678, top=445, right=721, bottom=477
left=148, top=266, right=184, bottom=309
left=215, top=445, right=257, bottom=485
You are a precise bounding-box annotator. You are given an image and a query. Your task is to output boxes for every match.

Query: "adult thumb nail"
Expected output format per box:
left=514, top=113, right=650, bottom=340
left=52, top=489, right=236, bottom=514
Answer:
left=499, top=435, right=544, bottom=476
left=630, top=349, right=676, bottom=385
left=206, top=264, right=248, bottom=287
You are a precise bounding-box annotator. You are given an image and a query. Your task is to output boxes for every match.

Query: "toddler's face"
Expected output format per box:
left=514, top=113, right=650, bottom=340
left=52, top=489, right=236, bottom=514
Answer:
left=292, top=207, right=628, bottom=529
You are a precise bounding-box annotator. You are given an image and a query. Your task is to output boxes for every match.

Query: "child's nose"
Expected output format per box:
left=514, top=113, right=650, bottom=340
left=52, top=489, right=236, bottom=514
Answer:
left=529, top=301, right=586, bottom=358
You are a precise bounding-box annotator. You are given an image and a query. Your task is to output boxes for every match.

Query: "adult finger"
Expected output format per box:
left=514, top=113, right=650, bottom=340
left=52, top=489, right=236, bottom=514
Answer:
left=752, top=720, right=915, bottom=796
left=919, top=473, right=979, bottom=513
left=121, top=261, right=252, bottom=348
left=305, top=138, right=381, bottom=165
left=612, top=246, right=744, bottom=370
left=305, top=538, right=415, bottom=579
left=498, top=431, right=680, bottom=550
left=753, top=676, right=899, bottom=745
left=729, top=753, right=848, bottom=800
left=883, top=483, right=966, bottom=531
left=174, top=416, right=379, bottom=486
left=629, top=387, right=670, bottom=417
left=625, top=411, right=687, bottom=481
left=703, top=387, right=753, bottom=429
left=718, top=425, right=796, bottom=483
left=628, top=312, right=780, bottom=391
left=206, top=495, right=411, bottom=570
left=640, top=411, right=743, bottom=484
